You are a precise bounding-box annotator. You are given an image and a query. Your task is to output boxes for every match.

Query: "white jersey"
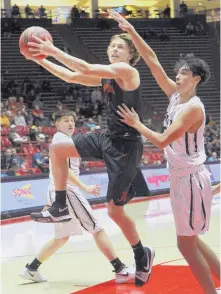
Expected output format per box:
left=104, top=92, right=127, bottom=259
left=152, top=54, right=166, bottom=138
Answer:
left=49, top=132, right=80, bottom=191
left=164, top=92, right=207, bottom=169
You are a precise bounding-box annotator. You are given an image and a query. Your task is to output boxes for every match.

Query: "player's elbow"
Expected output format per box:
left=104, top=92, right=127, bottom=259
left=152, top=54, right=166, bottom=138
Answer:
left=78, top=63, right=93, bottom=75
left=156, top=141, right=165, bottom=150
left=67, top=75, right=76, bottom=84
left=156, top=135, right=167, bottom=149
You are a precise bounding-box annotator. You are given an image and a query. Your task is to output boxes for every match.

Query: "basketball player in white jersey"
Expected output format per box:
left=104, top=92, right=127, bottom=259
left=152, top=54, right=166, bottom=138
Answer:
left=109, top=9, right=220, bottom=294
left=19, top=111, right=135, bottom=283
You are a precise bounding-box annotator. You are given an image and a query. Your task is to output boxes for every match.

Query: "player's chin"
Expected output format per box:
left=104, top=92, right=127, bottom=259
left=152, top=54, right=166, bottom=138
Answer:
left=109, top=57, right=122, bottom=64
left=67, top=129, right=74, bottom=136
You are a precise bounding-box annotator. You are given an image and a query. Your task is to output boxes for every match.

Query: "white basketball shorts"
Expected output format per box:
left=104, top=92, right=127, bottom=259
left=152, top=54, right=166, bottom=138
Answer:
left=47, top=188, right=102, bottom=239
left=169, top=165, right=212, bottom=236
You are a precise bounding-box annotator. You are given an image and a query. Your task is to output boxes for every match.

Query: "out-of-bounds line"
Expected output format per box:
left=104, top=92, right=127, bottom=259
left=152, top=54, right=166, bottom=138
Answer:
left=0, top=194, right=169, bottom=226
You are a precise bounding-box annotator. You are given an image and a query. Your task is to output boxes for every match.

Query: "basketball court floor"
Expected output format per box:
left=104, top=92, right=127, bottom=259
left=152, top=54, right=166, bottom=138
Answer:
left=1, top=193, right=220, bottom=294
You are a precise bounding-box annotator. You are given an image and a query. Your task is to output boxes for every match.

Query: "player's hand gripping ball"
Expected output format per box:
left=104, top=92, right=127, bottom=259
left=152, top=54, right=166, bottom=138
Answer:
left=19, top=26, right=53, bottom=60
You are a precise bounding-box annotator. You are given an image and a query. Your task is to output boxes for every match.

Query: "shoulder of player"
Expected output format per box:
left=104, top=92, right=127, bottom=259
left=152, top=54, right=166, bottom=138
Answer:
left=52, top=131, right=68, bottom=142
left=183, top=103, right=204, bottom=120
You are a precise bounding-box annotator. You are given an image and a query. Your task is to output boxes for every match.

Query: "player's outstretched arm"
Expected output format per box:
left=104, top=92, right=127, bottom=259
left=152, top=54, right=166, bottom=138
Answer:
left=108, top=9, right=176, bottom=98
left=22, top=52, right=101, bottom=86
left=68, top=169, right=100, bottom=196
left=27, top=36, right=135, bottom=80
left=117, top=103, right=203, bottom=149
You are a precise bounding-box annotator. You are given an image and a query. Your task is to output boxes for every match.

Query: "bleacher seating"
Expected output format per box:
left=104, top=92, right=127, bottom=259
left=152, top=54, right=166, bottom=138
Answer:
left=70, top=22, right=220, bottom=125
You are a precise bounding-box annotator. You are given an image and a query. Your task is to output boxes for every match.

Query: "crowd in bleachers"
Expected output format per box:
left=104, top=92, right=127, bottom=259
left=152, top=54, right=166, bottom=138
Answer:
left=205, top=115, right=220, bottom=161
left=1, top=68, right=220, bottom=177
left=184, top=20, right=206, bottom=36
left=0, top=72, right=107, bottom=177
left=2, top=0, right=204, bottom=22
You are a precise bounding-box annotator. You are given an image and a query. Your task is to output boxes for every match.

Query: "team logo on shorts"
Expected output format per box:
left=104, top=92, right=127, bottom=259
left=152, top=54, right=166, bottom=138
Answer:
left=119, top=191, right=127, bottom=203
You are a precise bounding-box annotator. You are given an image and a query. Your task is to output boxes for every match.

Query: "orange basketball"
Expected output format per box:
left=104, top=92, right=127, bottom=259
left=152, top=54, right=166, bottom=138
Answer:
left=19, top=26, right=53, bottom=60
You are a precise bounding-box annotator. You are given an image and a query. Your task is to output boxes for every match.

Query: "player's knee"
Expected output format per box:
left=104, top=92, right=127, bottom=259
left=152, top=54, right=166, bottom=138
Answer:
left=177, top=236, right=196, bottom=253
left=107, top=203, right=124, bottom=221
left=55, top=236, right=69, bottom=245
left=92, top=228, right=104, bottom=237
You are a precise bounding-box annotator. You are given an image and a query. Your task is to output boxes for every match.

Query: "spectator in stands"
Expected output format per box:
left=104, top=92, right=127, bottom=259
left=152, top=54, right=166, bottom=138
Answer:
left=97, top=17, right=110, bottom=31
left=56, top=101, right=66, bottom=112
left=11, top=148, right=23, bottom=166
left=78, top=115, right=86, bottom=128
left=144, top=10, right=150, bottom=18
left=141, top=157, right=149, bottom=166
left=158, top=28, right=170, bottom=41
left=0, top=109, right=10, bottom=126
left=80, top=9, right=87, bottom=18
left=41, top=78, right=51, bottom=92
left=22, top=76, right=32, bottom=95
left=207, top=152, right=218, bottom=162
left=71, top=5, right=80, bottom=19
left=64, top=92, right=74, bottom=101
left=4, top=160, right=20, bottom=176
left=83, top=88, right=91, bottom=103
left=32, top=105, right=44, bottom=126
left=16, top=96, right=25, bottom=110
left=11, top=4, right=21, bottom=18
left=180, top=1, right=188, bottom=17
left=33, top=81, right=41, bottom=94
left=7, top=79, right=18, bottom=95
left=38, top=5, right=47, bottom=18
left=23, top=143, right=40, bottom=156
left=11, top=18, right=21, bottom=33
left=30, top=126, right=46, bottom=143
left=5, top=110, right=13, bottom=124
left=1, top=148, right=13, bottom=169
left=91, top=87, right=102, bottom=104
left=195, top=21, right=205, bottom=35
left=86, top=117, right=98, bottom=131
left=163, top=5, right=171, bottom=18
left=185, top=22, right=195, bottom=36
left=25, top=4, right=34, bottom=18
left=146, top=28, right=158, bottom=40
left=32, top=95, right=44, bottom=109
left=1, top=21, right=11, bottom=38
left=32, top=149, right=49, bottom=172
left=29, top=125, right=38, bottom=141
left=92, top=103, right=102, bottom=124
left=20, top=104, right=29, bottom=120
left=8, top=95, right=17, bottom=107
left=9, top=125, right=28, bottom=146
left=14, top=110, right=27, bottom=126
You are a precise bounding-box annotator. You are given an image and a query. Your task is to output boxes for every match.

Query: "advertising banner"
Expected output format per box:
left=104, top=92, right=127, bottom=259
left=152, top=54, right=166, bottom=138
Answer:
left=1, top=163, right=219, bottom=213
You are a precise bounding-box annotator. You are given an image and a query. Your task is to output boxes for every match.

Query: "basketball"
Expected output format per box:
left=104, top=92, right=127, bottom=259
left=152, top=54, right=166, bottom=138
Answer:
left=19, top=26, right=53, bottom=60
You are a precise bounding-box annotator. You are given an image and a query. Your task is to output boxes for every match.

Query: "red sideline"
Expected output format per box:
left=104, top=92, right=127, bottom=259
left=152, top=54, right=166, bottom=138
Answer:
left=0, top=194, right=169, bottom=226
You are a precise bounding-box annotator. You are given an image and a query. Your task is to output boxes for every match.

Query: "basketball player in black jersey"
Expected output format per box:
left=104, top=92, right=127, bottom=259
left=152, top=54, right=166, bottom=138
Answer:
left=23, top=33, right=155, bottom=286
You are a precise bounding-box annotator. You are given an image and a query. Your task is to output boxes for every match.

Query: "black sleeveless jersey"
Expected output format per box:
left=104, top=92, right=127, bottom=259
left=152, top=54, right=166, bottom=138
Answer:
left=102, top=78, right=143, bottom=140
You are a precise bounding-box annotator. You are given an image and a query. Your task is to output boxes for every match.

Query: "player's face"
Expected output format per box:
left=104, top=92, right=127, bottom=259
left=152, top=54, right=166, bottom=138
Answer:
left=175, top=66, right=200, bottom=93
left=56, top=116, right=75, bottom=136
left=108, top=38, right=131, bottom=64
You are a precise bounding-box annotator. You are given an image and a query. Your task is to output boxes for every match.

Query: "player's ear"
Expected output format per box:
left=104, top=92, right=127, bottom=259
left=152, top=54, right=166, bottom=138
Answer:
left=194, top=75, right=201, bottom=84
left=55, top=121, right=59, bottom=129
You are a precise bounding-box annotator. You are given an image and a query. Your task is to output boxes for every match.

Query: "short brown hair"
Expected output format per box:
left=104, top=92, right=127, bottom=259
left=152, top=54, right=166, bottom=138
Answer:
left=108, top=33, right=140, bottom=66
left=53, top=110, right=75, bottom=122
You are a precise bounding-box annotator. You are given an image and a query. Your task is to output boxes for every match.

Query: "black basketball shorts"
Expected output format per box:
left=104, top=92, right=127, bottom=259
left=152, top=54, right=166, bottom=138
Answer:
left=72, top=132, right=143, bottom=206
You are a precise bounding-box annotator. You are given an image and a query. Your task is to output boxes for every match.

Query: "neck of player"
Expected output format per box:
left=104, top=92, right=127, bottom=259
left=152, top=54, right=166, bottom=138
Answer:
left=179, top=88, right=197, bottom=104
